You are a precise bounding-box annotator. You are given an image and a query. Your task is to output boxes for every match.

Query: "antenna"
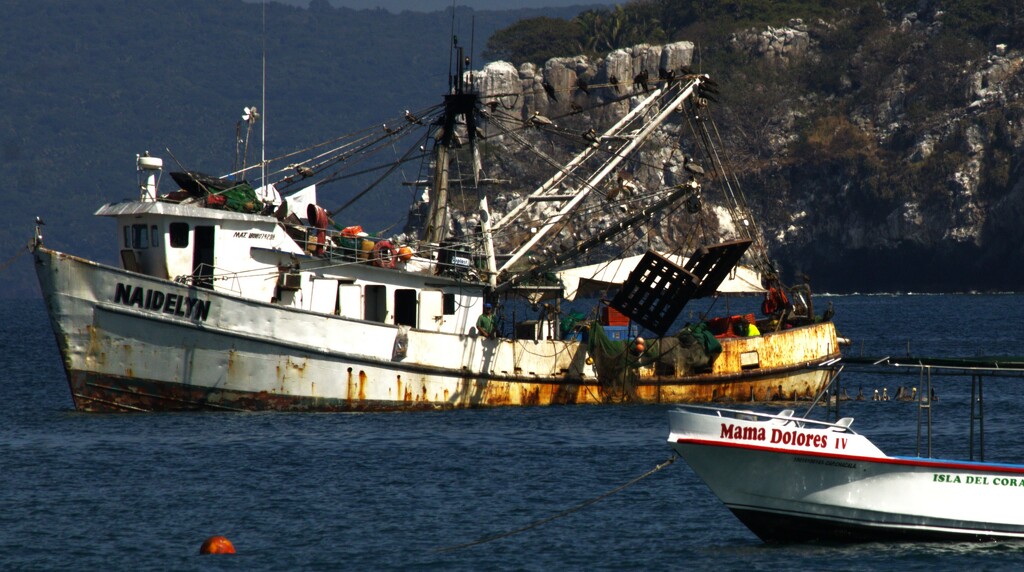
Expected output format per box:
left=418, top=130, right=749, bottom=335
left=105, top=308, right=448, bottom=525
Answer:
left=233, top=120, right=242, bottom=173
left=241, top=106, right=260, bottom=175
left=261, top=0, right=267, bottom=190
left=448, top=0, right=456, bottom=92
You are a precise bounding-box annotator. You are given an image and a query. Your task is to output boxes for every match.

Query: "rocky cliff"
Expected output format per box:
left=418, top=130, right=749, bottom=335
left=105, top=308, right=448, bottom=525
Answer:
left=463, top=9, right=1024, bottom=293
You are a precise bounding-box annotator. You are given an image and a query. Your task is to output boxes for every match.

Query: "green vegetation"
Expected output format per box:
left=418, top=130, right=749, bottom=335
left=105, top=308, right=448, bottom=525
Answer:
left=486, top=0, right=1021, bottom=67
left=797, top=115, right=879, bottom=166
left=483, top=17, right=583, bottom=65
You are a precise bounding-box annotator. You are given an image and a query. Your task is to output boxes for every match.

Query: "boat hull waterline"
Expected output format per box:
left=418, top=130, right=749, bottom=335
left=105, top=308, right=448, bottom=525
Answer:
left=35, top=247, right=836, bottom=412
left=668, top=406, right=1024, bottom=542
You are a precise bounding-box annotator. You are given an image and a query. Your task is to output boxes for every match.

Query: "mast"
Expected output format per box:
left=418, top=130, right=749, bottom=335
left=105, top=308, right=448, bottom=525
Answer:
left=423, top=142, right=451, bottom=245
left=422, top=39, right=478, bottom=247
left=422, top=38, right=497, bottom=285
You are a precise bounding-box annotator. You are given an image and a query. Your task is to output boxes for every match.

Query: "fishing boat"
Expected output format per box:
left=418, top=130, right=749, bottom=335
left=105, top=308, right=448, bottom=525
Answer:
left=31, top=40, right=838, bottom=412
left=667, top=401, right=1024, bottom=542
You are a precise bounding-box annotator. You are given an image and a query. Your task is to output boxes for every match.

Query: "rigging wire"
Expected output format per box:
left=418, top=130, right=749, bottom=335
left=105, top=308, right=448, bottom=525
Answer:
left=266, top=102, right=442, bottom=178
left=264, top=75, right=721, bottom=286
left=276, top=76, right=688, bottom=246
left=251, top=104, right=443, bottom=195
left=677, top=106, right=774, bottom=281
left=329, top=129, right=431, bottom=218
left=706, top=110, right=774, bottom=269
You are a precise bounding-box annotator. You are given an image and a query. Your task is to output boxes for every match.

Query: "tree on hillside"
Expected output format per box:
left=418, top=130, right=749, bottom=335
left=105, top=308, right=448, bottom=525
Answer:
left=483, top=17, right=582, bottom=65
left=574, top=4, right=667, bottom=54
left=940, top=0, right=1024, bottom=47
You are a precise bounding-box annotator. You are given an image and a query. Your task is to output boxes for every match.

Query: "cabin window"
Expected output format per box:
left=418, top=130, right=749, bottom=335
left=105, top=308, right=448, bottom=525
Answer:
left=394, top=289, right=417, bottom=327
left=169, top=222, right=189, bottom=248
left=150, top=225, right=160, bottom=247
left=123, top=226, right=131, bottom=248
left=443, top=293, right=455, bottom=315
left=132, top=224, right=149, bottom=249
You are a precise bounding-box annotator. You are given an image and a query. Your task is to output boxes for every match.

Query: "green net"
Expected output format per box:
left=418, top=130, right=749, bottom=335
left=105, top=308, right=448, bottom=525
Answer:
left=560, top=311, right=586, bottom=340
left=586, top=323, right=663, bottom=401
left=211, top=182, right=263, bottom=213
left=670, top=322, right=722, bottom=373
left=678, top=322, right=721, bottom=357
left=587, top=321, right=724, bottom=391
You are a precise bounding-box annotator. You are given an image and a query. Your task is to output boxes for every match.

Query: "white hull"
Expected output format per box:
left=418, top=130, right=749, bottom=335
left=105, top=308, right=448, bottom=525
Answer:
left=32, top=70, right=843, bottom=412
left=668, top=406, right=1024, bottom=542
left=35, top=246, right=835, bottom=411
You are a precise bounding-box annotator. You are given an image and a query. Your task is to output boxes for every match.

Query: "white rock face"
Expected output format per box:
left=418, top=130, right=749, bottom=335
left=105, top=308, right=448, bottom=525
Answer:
left=443, top=42, right=702, bottom=261
left=730, top=26, right=812, bottom=63
left=472, top=41, right=696, bottom=122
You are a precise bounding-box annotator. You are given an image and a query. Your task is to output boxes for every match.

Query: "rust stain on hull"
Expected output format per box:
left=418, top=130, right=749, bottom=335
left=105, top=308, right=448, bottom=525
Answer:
left=60, top=319, right=839, bottom=412
left=66, top=361, right=835, bottom=413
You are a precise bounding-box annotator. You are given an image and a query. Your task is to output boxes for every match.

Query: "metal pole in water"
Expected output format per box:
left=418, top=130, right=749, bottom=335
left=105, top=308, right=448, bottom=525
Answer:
left=921, top=366, right=929, bottom=456
left=979, top=374, right=985, bottom=462
left=926, top=367, right=933, bottom=458
left=970, top=375, right=977, bottom=461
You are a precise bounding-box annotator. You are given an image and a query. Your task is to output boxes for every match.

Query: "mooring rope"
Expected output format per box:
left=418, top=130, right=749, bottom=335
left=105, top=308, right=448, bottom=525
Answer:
left=0, top=245, right=28, bottom=274
left=434, top=455, right=677, bottom=553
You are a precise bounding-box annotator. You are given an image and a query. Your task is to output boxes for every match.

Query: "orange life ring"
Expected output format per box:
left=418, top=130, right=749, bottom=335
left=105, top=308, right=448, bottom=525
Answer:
left=372, top=240, right=398, bottom=269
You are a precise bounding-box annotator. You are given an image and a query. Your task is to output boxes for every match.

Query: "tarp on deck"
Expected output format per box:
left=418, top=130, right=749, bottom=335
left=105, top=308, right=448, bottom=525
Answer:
left=557, top=250, right=764, bottom=301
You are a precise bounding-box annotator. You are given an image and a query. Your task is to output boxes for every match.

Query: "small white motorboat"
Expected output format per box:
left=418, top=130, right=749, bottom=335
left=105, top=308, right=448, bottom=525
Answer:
left=668, top=404, right=1024, bottom=542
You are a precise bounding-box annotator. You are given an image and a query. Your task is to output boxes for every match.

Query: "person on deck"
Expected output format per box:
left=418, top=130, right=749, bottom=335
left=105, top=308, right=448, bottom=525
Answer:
left=735, top=317, right=760, bottom=337
left=477, top=303, right=497, bottom=339
left=746, top=319, right=761, bottom=336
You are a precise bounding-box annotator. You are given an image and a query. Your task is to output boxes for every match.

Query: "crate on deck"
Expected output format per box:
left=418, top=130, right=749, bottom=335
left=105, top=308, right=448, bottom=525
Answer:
left=601, top=306, right=630, bottom=326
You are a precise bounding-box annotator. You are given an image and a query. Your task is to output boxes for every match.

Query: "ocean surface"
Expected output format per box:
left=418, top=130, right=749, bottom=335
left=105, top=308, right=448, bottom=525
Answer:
left=4, top=294, right=1024, bottom=570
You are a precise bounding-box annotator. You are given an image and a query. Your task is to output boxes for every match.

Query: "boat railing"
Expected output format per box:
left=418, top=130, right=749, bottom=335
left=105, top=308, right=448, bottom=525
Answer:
left=675, top=404, right=858, bottom=433
left=173, top=264, right=243, bottom=295
left=832, top=356, right=1024, bottom=461
left=286, top=219, right=488, bottom=279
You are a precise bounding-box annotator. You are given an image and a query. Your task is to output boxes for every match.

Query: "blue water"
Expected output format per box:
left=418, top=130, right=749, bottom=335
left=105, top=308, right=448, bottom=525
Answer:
left=4, top=294, right=1024, bottom=570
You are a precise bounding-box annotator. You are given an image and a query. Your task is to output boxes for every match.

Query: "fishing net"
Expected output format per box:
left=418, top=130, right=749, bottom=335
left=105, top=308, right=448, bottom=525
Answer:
left=206, top=182, right=263, bottom=213
left=587, top=322, right=722, bottom=394
left=671, top=322, right=722, bottom=373
left=587, top=323, right=660, bottom=401
left=560, top=311, right=587, bottom=339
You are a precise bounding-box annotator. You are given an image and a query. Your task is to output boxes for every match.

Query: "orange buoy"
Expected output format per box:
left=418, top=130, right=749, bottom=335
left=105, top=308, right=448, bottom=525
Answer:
left=635, top=336, right=645, bottom=353
left=397, top=245, right=413, bottom=262
left=199, top=535, right=236, bottom=555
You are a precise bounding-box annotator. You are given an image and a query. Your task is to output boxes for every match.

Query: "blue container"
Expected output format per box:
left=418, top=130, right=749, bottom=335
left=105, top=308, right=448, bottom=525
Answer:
left=603, top=325, right=638, bottom=341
